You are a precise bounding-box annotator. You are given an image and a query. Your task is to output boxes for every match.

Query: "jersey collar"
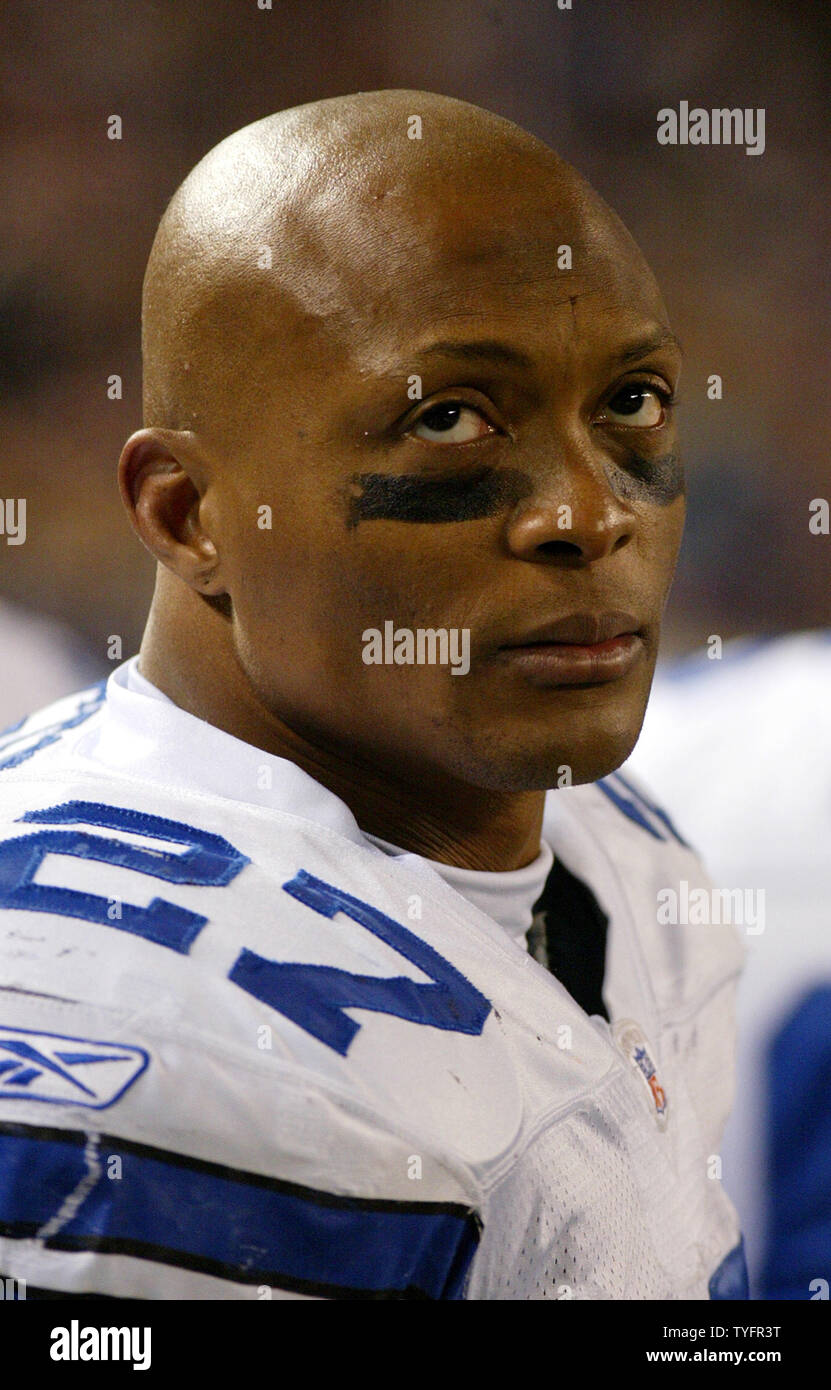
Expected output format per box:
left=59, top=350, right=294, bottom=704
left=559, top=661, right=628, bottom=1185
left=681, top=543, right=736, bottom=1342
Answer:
left=82, top=656, right=369, bottom=846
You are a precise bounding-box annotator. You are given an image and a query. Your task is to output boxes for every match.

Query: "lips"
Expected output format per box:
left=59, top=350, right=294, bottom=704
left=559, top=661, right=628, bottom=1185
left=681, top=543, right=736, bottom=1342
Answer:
left=496, top=611, right=645, bottom=687
left=500, top=611, right=642, bottom=649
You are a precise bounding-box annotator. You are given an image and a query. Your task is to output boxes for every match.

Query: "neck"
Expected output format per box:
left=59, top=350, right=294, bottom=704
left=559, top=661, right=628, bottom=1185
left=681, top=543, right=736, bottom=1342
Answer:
left=139, top=581, right=545, bottom=872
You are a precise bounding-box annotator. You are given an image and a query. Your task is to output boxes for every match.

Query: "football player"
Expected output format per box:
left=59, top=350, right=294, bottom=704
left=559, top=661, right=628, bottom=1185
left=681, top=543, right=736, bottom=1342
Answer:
left=0, top=90, right=745, bottom=1300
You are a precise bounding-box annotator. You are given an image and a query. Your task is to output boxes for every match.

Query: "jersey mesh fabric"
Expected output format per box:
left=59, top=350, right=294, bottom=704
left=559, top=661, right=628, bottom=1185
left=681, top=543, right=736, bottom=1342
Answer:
left=471, top=1126, right=665, bottom=1296
left=468, top=1057, right=727, bottom=1300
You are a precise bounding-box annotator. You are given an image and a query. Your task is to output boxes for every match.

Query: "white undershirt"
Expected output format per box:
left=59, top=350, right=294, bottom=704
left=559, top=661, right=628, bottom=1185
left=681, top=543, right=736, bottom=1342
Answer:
left=124, top=660, right=552, bottom=947
left=363, top=832, right=552, bottom=947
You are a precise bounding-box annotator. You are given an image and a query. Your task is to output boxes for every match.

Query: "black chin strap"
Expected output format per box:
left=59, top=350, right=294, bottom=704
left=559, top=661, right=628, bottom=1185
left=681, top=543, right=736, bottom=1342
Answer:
left=527, top=858, right=610, bottom=1022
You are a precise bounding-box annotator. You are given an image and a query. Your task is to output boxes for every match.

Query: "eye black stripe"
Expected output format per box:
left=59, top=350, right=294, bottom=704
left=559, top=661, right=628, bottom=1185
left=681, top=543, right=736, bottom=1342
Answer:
left=347, top=467, right=532, bottom=526
left=606, top=452, right=684, bottom=505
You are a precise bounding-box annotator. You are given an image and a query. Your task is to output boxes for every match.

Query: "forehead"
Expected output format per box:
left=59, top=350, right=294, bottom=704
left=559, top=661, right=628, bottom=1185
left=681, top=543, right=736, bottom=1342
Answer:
left=279, top=165, right=667, bottom=379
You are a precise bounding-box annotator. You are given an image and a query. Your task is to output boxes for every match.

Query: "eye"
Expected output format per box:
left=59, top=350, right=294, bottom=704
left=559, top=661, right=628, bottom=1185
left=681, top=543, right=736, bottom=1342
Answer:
left=599, top=384, right=672, bottom=428
left=408, top=401, right=496, bottom=444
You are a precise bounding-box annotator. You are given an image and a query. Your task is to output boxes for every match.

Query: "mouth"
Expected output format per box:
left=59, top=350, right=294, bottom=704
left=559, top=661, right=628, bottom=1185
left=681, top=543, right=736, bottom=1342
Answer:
left=496, top=611, right=645, bottom=687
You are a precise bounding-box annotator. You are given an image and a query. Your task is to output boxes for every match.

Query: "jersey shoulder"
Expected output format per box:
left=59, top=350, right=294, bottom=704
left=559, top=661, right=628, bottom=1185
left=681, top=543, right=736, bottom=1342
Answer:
left=0, top=680, right=107, bottom=774
left=549, top=772, right=746, bottom=1010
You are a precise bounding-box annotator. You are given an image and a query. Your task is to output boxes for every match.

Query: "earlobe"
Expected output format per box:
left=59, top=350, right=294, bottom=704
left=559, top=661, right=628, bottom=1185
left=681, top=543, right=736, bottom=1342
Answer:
left=117, top=428, right=223, bottom=593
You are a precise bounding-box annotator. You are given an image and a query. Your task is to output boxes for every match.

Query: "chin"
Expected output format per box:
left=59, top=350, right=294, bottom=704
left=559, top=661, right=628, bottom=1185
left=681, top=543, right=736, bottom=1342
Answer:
left=446, top=708, right=646, bottom=793
left=479, top=749, right=637, bottom=792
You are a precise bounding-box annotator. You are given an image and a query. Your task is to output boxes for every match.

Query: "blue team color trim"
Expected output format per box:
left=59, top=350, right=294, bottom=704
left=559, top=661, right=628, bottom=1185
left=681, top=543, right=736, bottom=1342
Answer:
left=0, top=714, right=26, bottom=739
left=0, top=682, right=106, bottom=771
left=709, top=1237, right=749, bottom=1299
left=761, top=985, right=831, bottom=1300
left=597, top=774, right=663, bottom=840
left=597, top=770, right=690, bottom=845
left=612, top=770, right=689, bottom=847
left=0, top=1122, right=479, bottom=1299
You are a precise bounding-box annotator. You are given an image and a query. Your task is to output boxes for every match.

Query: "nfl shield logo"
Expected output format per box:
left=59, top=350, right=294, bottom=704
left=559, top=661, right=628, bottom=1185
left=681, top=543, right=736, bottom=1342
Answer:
left=612, top=1019, right=669, bottom=1130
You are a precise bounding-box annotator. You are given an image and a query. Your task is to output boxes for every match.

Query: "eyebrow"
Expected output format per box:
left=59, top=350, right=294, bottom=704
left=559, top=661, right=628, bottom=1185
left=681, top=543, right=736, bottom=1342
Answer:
left=413, top=339, right=536, bottom=370
left=610, top=330, right=683, bottom=366
left=400, top=328, right=682, bottom=376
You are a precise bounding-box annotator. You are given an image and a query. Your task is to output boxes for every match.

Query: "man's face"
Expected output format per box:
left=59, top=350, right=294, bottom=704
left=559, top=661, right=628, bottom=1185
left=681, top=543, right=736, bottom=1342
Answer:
left=209, top=162, right=684, bottom=792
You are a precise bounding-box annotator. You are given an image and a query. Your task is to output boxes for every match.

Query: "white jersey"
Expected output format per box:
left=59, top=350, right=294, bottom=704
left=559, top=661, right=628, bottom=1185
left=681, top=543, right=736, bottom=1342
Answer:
left=0, top=657, right=745, bottom=1300
left=628, top=631, right=831, bottom=1300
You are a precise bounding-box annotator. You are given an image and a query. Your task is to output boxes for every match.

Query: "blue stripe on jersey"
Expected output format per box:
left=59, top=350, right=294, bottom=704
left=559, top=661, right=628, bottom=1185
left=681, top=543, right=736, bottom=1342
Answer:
left=0, top=1122, right=480, bottom=1300
left=597, top=770, right=689, bottom=845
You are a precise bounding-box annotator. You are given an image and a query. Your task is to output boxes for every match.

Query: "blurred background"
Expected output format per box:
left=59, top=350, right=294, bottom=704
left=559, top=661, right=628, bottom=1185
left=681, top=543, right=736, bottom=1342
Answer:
left=0, top=0, right=828, bottom=699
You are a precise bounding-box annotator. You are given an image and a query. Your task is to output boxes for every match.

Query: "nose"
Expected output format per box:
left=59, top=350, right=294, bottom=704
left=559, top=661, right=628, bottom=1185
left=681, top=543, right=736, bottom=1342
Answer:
left=504, top=448, right=636, bottom=565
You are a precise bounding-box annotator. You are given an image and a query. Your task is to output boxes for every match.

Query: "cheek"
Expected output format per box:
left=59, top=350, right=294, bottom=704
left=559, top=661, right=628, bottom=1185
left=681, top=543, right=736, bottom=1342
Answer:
left=223, top=496, right=472, bottom=670
left=218, top=491, right=322, bottom=633
left=350, top=522, right=509, bottom=632
left=639, top=497, right=686, bottom=591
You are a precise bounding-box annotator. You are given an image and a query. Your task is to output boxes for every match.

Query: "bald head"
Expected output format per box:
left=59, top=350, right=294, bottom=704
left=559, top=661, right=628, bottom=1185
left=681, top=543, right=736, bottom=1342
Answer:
left=142, top=90, right=658, bottom=444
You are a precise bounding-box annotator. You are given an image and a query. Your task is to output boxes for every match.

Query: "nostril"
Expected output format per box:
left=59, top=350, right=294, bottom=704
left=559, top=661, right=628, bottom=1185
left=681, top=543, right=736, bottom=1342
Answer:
left=536, top=539, right=583, bottom=559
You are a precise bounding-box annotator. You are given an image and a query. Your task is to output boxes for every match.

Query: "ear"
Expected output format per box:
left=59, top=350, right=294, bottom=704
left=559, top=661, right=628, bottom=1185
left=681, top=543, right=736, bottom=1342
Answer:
left=118, top=428, right=225, bottom=596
